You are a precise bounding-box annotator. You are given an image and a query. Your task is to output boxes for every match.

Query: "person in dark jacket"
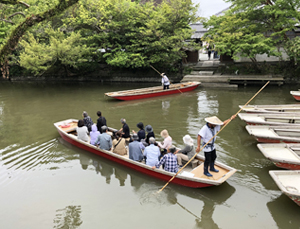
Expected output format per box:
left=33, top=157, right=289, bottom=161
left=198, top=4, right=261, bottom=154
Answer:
left=132, top=122, right=145, bottom=142
left=96, top=111, right=107, bottom=133
left=120, top=118, right=130, bottom=138
left=83, top=111, right=93, bottom=132
left=145, top=125, right=155, bottom=145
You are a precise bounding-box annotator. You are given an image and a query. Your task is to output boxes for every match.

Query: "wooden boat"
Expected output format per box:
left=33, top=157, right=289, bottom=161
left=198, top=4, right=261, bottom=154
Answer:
left=238, top=113, right=300, bottom=126
left=269, top=170, right=300, bottom=206
left=290, top=91, right=300, bottom=101
left=239, top=104, right=300, bottom=114
left=105, top=82, right=201, bottom=101
left=54, top=119, right=236, bottom=188
left=257, top=143, right=300, bottom=170
left=245, top=125, right=300, bottom=143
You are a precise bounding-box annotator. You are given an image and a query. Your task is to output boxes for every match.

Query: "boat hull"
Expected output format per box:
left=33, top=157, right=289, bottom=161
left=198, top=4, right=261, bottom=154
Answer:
left=55, top=121, right=236, bottom=188
left=106, top=82, right=200, bottom=101
left=290, top=91, right=300, bottom=101
left=274, top=162, right=300, bottom=170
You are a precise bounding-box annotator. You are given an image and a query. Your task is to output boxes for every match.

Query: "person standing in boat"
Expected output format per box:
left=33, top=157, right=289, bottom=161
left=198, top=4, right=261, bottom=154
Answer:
left=82, top=111, right=93, bottom=132
left=96, top=111, right=107, bottom=133
left=161, top=73, right=170, bottom=90
left=196, top=115, right=235, bottom=177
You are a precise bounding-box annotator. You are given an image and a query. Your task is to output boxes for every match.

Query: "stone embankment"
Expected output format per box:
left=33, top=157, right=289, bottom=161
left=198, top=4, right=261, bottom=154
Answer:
left=181, top=58, right=285, bottom=87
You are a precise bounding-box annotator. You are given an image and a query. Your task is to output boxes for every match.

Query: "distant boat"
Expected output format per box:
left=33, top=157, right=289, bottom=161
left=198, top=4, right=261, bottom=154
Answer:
left=105, top=82, right=201, bottom=101
left=54, top=119, right=236, bottom=188
left=257, top=143, right=300, bottom=170
left=238, top=113, right=300, bottom=126
left=290, top=91, right=300, bottom=101
left=245, top=125, right=300, bottom=143
left=239, top=104, right=300, bottom=114
left=269, top=170, right=300, bottom=206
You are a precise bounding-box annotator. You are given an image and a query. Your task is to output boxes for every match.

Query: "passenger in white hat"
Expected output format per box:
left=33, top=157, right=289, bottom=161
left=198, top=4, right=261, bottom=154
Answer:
left=196, top=115, right=236, bottom=177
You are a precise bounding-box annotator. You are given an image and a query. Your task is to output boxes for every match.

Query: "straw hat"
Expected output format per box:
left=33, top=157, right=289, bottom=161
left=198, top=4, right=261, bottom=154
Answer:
left=183, top=135, right=194, bottom=145
left=160, top=129, right=169, bottom=138
left=205, top=116, right=223, bottom=125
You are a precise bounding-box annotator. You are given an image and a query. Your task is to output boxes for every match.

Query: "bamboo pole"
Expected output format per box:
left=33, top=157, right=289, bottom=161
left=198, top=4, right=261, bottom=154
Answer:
left=149, top=64, right=183, bottom=94
left=157, top=81, right=270, bottom=193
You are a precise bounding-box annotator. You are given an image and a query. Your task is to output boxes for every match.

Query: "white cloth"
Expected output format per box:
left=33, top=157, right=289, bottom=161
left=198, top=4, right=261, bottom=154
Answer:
left=76, top=126, right=89, bottom=142
left=198, top=124, right=220, bottom=152
left=161, top=75, right=170, bottom=85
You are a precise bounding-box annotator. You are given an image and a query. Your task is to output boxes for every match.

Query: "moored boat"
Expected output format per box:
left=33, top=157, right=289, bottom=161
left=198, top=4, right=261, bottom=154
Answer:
left=257, top=143, right=300, bottom=170
left=269, top=170, right=300, bottom=206
left=105, top=82, right=201, bottom=101
left=238, top=113, right=300, bottom=126
left=290, top=91, right=300, bottom=101
left=245, top=125, right=300, bottom=143
left=54, top=119, right=236, bottom=188
left=238, top=104, right=300, bottom=114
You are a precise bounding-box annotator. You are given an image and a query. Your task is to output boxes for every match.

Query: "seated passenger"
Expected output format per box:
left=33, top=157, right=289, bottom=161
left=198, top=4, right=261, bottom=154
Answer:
left=96, top=111, right=107, bottom=133
left=112, top=131, right=127, bottom=156
left=95, top=126, right=112, bottom=151
left=83, top=111, right=93, bottom=132
left=152, top=146, right=178, bottom=173
left=120, top=118, right=130, bottom=139
left=129, top=134, right=144, bottom=162
left=132, top=122, right=145, bottom=142
left=76, top=119, right=89, bottom=142
left=158, top=129, right=172, bottom=154
left=90, top=124, right=101, bottom=145
left=145, top=125, right=155, bottom=145
left=143, top=137, right=161, bottom=166
left=176, top=135, right=196, bottom=168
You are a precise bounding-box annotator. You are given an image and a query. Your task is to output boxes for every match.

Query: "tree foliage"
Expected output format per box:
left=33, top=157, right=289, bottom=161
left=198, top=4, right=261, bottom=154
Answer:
left=19, top=27, right=89, bottom=76
left=204, top=0, right=300, bottom=62
left=64, top=0, right=199, bottom=68
left=0, top=0, right=79, bottom=78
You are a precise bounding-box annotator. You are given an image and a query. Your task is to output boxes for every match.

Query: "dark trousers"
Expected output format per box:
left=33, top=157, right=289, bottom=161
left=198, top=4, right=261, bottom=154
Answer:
left=163, top=85, right=169, bottom=90
left=204, top=149, right=216, bottom=168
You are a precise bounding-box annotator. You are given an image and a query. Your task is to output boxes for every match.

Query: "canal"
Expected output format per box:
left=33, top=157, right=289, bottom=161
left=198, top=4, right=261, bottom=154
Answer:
left=0, top=81, right=299, bottom=229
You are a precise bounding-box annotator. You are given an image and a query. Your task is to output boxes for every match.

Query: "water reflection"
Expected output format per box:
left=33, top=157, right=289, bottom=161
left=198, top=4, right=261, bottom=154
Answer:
left=267, top=194, right=300, bottom=228
left=53, top=205, right=82, bottom=229
left=75, top=146, right=235, bottom=228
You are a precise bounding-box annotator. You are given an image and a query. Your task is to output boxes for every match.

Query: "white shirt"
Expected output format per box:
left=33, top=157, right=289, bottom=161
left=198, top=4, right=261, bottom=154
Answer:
left=76, top=126, right=89, bottom=142
left=198, top=124, right=220, bottom=152
left=161, top=75, right=170, bottom=85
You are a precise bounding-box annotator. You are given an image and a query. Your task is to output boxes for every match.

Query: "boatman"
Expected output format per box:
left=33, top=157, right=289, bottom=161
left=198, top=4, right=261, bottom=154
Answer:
left=161, top=73, right=170, bottom=90
left=196, top=115, right=236, bottom=177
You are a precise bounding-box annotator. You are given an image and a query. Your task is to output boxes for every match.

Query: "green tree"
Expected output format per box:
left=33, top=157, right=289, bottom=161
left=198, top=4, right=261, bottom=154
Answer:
left=204, top=0, right=300, bottom=62
left=64, top=0, right=199, bottom=69
left=19, top=27, right=89, bottom=76
left=0, top=0, right=79, bottom=78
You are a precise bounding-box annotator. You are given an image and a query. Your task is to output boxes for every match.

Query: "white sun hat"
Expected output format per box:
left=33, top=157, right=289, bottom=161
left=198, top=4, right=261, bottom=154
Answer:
left=205, top=116, right=224, bottom=125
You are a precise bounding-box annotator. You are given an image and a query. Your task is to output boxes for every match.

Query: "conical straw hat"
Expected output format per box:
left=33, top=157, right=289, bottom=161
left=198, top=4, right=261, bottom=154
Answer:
left=205, top=116, right=223, bottom=125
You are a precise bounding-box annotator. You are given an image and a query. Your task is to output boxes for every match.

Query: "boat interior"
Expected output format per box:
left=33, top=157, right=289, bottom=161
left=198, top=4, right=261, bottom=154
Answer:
left=105, top=82, right=195, bottom=96
left=57, top=120, right=230, bottom=180
left=274, top=128, right=300, bottom=137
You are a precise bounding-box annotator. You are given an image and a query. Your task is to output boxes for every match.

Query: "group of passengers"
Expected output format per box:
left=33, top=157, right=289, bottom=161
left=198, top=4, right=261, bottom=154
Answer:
left=76, top=111, right=197, bottom=173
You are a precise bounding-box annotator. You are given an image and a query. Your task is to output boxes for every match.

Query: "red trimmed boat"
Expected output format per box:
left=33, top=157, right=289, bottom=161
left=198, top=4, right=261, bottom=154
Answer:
left=269, top=170, right=300, bottom=206
left=290, top=91, right=300, bottom=101
left=105, top=82, right=201, bottom=101
left=54, top=119, right=236, bottom=188
left=257, top=143, right=300, bottom=170
left=238, top=113, right=300, bottom=126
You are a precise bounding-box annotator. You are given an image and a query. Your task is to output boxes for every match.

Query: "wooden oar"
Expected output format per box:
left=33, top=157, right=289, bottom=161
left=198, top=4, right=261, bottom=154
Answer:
left=149, top=64, right=183, bottom=94
left=157, top=81, right=270, bottom=194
